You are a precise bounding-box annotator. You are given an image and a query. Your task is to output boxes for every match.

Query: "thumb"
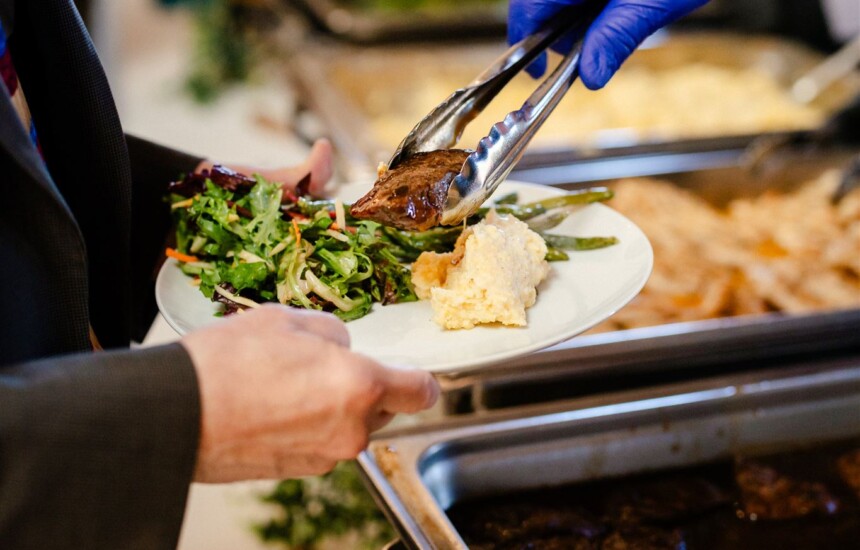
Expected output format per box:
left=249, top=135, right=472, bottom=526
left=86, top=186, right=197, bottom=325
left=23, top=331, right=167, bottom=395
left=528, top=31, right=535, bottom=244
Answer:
left=265, top=138, right=334, bottom=196
left=377, top=365, right=440, bottom=414
left=580, top=0, right=707, bottom=90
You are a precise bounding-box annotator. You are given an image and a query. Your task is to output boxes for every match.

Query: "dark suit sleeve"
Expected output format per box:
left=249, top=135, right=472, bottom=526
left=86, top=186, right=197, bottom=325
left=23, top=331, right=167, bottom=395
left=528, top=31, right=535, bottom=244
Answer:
left=127, top=135, right=204, bottom=342
left=0, top=343, right=201, bottom=549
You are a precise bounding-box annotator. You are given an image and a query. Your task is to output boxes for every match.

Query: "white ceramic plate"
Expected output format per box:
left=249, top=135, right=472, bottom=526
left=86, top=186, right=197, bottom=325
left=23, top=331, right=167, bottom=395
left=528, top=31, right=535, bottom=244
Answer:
left=156, top=180, right=652, bottom=373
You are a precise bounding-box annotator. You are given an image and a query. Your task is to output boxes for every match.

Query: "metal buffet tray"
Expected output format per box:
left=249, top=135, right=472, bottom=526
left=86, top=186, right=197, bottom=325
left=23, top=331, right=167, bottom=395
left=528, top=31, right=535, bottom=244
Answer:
left=288, top=33, right=860, bottom=181
left=360, top=356, right=860, bottom=549
left=287, top=0, right=506, bottom=43
left=420, top=145, right=860, bottom=415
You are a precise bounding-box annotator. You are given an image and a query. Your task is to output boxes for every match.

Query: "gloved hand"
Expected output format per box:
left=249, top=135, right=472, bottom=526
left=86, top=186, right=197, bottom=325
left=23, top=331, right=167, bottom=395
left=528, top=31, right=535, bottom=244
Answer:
left=508, top=0, right=709, bottom=89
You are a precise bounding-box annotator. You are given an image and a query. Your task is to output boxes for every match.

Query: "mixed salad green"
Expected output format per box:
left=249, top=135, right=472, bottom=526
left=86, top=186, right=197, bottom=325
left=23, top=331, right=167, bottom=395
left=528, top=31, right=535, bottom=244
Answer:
left=167, top=166, right=617, bottom=321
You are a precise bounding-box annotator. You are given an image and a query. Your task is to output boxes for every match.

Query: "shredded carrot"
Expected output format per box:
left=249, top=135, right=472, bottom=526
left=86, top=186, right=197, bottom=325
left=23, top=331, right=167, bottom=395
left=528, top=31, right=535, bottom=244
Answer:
left=166, top=247, right=199, bottom=263
left=292, top=218, right=301, bottom=244
left=331, top=222, right=356, bottom=234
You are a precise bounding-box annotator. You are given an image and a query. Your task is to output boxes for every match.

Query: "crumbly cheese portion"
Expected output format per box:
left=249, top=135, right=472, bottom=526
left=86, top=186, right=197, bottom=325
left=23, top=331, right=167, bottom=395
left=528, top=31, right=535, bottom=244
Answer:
left=412, top=211, right=549, bottom=329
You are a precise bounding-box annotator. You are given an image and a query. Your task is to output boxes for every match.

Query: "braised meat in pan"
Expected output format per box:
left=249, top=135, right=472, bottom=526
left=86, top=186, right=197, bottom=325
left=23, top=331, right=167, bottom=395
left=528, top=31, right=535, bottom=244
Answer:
left=350, top=149, right=470, bottom=231
left=734, top=459, right=840, bottom=520
left=447, top=440, right=860, bottom=550
left=602, top=526, right=686, bottom=550
left=837, top=450, right=860, bottom=498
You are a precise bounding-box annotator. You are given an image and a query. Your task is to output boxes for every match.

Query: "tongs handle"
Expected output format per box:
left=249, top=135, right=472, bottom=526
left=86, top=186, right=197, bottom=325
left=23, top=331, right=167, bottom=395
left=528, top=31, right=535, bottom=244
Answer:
left=445, top=42, right=585, bottom=221
left=441, top=4, right=605, bottom=225
left=388, top=1, right=605, bottom=170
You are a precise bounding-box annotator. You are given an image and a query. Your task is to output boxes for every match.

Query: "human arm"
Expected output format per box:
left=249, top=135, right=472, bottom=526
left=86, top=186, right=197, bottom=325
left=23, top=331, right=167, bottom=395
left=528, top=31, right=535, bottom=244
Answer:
left=507, top=0, right=709, bottom=89
left=0, top=344, right=201, bottom=549
left=0, top=305, right=438, bottom=547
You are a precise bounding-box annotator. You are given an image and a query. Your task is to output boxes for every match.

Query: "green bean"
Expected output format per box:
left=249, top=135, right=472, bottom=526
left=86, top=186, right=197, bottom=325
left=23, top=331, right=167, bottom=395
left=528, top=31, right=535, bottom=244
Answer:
left=521, top=188, right=614, bottom=212
left=526, top=211, right=569, bottom=232
left=296, top=197, right=336, bottom=216
left=485, top=188, right=615, bottom=220
left=478, top=203, right=536, bottom=219
left=494, top=192, right=519, bottom=205
left=542, top=234, right=619, bottom=251
left=382, top=226, right=461, bottom=253
left=545, top=247, right=570, bottom=262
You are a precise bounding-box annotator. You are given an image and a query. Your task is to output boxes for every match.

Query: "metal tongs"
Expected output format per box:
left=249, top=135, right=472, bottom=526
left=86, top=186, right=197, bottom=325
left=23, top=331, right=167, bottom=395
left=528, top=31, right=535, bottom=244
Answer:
left=387, top=2, right=607, bottom=226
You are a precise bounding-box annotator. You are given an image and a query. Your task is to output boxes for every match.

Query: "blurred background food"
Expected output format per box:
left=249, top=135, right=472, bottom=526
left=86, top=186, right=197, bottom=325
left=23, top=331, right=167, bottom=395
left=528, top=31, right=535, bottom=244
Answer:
left=311, top=35, right=845, bottom=163
left=588, top=171, right=860, bottom=333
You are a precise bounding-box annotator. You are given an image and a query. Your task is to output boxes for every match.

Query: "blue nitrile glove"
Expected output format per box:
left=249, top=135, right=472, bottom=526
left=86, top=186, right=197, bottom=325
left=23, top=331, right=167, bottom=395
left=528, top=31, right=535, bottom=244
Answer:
left=508, top=0, right=709, bottom=89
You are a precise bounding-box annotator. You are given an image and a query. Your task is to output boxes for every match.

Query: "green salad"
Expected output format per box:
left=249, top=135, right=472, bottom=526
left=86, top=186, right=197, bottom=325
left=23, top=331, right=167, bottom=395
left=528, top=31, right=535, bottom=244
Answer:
left=167, top=166, right=617, bottom=321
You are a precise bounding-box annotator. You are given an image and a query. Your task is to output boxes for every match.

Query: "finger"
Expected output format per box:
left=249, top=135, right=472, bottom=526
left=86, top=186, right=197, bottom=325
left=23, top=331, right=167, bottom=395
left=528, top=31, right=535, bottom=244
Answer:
left=286, top=308, right=351, bottom=348
left=275, top=139, right=334, bottom=196
left=509, top=0, right=588, bottom=79
left=526, top=52, right=548, bottom=79
left=377, top=365, right=440, bottom=414
left=506, top=0, right=533, bottom=46
left=507, top=0, right=549, bottom=78
left=368, top=411, right=395, bottom=433
left=250, top=304, right=350, bottom=348
left=304, top=138, right=334, bottom=196
left=580, top=0, right=707, bottom=90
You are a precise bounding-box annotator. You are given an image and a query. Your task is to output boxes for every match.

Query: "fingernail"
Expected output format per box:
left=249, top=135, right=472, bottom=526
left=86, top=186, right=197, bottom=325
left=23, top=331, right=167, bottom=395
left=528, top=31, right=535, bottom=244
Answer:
left=425, top=375, right=441, bottom=408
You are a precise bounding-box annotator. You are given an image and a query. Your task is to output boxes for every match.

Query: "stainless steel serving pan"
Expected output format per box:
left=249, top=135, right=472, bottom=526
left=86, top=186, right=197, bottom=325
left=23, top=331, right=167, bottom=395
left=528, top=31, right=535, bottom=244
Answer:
left=288, top=33, right=860, bottom=181
left=287, top=0, right=507, bottom=43
left=360, top=356, right=860, bottom=549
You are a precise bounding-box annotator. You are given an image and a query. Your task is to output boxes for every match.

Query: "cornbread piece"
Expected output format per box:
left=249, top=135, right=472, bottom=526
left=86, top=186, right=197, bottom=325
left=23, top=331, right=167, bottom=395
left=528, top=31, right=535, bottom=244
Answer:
left=412, top=211, right=549, bottom=329
left=350, top=149, right=470, bottom=231
left=411, top=250, right=454, bottom=300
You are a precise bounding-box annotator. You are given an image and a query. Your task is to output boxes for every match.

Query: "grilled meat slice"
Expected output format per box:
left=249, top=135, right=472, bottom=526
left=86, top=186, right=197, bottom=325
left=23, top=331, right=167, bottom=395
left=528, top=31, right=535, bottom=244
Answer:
left=350, top=149, right=470, bottom=231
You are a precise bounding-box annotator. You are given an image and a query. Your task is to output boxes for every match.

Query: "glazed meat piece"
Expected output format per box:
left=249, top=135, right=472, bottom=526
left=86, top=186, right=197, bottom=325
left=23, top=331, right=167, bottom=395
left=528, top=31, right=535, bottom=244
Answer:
left=601, top=526, right=686, bottom=550
left=734, top=459, right=840, bottom=520
left=603, top=476, right=729, bottom=524
left=350, top=149, right=470, bottom=231
left=836, top=449, right=860, bottom=497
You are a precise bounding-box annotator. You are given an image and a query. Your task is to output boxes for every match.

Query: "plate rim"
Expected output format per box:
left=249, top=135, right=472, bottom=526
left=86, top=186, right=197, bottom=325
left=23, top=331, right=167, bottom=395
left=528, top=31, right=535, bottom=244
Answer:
left=156, top=179, right=653, bottom=373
